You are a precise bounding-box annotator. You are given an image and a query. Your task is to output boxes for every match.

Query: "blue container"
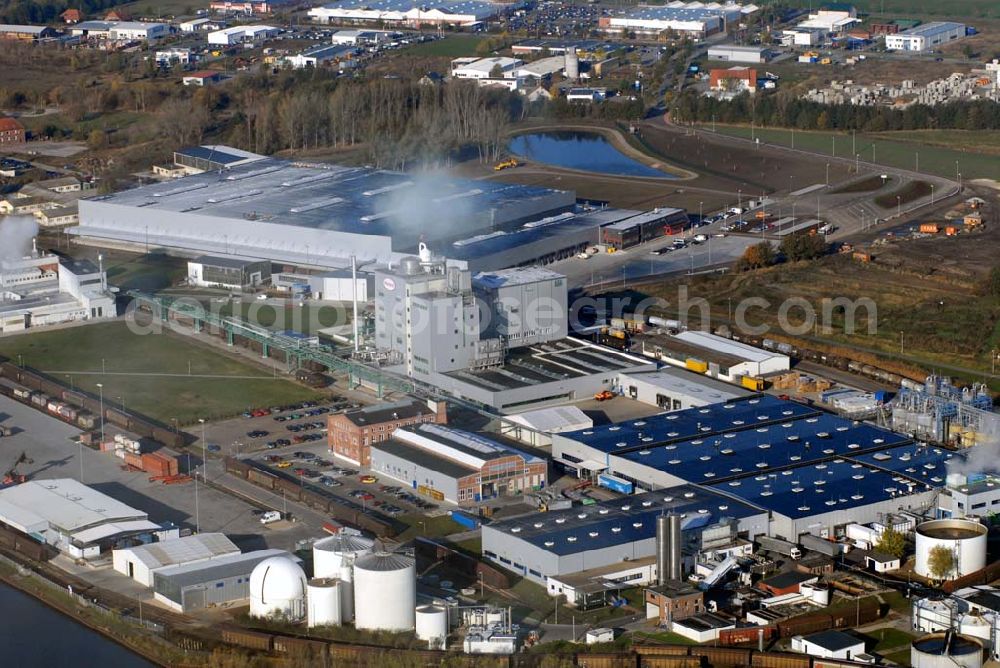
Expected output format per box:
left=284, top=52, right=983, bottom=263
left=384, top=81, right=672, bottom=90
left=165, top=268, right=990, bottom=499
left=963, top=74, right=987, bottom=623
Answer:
left=598, top=473, right=634, bottom=495
left=449, top=510, right=479, bottom=530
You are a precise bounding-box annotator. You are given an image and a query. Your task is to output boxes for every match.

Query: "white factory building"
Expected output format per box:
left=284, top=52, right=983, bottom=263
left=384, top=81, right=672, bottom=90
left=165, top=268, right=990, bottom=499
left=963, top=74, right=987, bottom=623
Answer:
left=207, top=25, right=279, bottom=45
left=0, top=479, right=170, bottom=560
left=885, top=22, right=966, bottom=52
left=308, top=0, right=514, bottom=27
left=500, top=405, right=592, bottom=448
left=451, top=56, right=523, bottom=79
left=616, top=367, right=749, bottom=410
left=707, top=45, right=770, bottom=64
left=796, top=9, right=858, bottom=34
left=110, top=21, right=170, bottom=41
left=113, top=533, right=241, bottom=586
left=0, top=252, right=115, bottom=334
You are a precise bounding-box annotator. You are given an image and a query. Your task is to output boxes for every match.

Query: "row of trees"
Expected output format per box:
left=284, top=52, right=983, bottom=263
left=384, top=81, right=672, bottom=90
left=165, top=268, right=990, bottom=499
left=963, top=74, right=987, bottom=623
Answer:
left=735, top=232, right=828, bottom=271
left=0, top=0, right=130, bottom=23
left=672, top=89, right=1000, bottom=132
left=222, top=77, right=519, bottom=169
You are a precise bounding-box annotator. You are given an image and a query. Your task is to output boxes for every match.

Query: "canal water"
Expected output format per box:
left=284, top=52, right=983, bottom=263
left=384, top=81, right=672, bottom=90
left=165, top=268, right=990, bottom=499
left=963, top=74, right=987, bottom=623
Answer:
left=0, top=582, right=154, bottom=666
left=509, top=131, right=676, bottom=178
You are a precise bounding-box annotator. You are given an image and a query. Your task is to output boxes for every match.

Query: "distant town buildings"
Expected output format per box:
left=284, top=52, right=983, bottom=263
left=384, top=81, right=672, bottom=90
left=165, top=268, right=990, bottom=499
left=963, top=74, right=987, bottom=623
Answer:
left=308, top=0, right=514, bottom=27
left=0, top=117, right=25, bottom=145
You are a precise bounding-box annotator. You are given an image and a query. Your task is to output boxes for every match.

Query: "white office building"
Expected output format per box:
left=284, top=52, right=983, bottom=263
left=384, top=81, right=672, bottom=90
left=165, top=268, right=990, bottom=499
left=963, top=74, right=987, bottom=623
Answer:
left=885, top=22, right=966, bottom=52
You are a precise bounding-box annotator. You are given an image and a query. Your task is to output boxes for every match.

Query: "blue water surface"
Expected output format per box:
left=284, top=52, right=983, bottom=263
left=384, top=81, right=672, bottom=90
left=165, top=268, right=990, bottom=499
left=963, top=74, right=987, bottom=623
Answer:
left=509, top=131, right=675, bottom=178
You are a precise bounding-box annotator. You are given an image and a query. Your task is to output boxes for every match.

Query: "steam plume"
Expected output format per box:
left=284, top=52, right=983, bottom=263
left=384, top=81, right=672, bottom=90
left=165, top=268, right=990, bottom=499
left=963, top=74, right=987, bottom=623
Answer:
left=0, top=216, right=39, bottom=263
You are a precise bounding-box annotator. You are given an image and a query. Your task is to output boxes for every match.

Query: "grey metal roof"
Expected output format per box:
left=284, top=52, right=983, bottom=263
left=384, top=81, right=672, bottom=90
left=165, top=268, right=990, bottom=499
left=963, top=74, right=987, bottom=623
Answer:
left=192, top=255, right=263, bottom=269
left=122, top=533, right=239, bottom=570
left=354, top=551, right=414, bottom=571
left=371, top=438, right=477, bottom=478
left=153, top=549, right=295, bottom=589
left=342, top=399, right=432, bottom=427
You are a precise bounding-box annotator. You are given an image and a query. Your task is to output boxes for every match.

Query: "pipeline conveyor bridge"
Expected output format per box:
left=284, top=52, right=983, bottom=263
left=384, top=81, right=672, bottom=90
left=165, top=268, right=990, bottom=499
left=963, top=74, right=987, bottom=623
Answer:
left=126, top=292, right=512, bottom=425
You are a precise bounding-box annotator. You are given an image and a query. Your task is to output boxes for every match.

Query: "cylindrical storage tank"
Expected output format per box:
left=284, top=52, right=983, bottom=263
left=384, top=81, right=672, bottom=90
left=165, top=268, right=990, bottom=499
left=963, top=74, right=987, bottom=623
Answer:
left=914, top=519, right=988, bottom=580
left=656, top=515, right=668, bottom=585
left=353, top=551, right=416, bottom=632
left=339, top=562, right=355, bottom=622
left=415, top=605, right=448, bottom=649
left=800, top=582, right=830, bottom=606
left=249, top=556, right=307, bottom=621
left=312, top=532, right=374, bottom=578
left=565, top=50, right=579, bottom=81
left=667, top=513, right=682, bottom=580
left=959, top=614, right=993, bottom=644
left=307, top=578, right=342, bottom=628
left=912, top=633, right=983, bottom=668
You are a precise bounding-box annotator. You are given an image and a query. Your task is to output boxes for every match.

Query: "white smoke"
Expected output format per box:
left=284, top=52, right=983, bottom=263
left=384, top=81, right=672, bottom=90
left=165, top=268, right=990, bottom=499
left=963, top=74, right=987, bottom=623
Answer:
left=374, top=169, right=480, bottom=252
left=0, top=216, right=39, bottom=263
left=946, top=416, right=1000, bottom=477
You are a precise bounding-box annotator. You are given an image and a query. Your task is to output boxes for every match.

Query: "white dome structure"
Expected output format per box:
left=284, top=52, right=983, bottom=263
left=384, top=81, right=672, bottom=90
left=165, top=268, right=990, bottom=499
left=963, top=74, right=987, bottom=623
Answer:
left=353, top=551, right=416, bottom=632
left=914, top=519, right=987, bottom=580
left=249, top=556, right=307, bottom=620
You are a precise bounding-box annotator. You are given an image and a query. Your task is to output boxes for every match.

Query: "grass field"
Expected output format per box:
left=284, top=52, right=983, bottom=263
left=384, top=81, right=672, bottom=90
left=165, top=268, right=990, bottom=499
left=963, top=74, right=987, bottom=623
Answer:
left=698, top=125, right=997, bottom=181
left=394, top=514, right=462, bottom=542
left=0, top=321, right=320, bottom=425
left=106, top=254, right=186, bottom=293
left=401, top=36, right=487, bottom=58
left=831, top=175, right=889, bottom=194
left=832, top=0, right=999, bottom=18
left=874, top=180, right=932, bottom=208
left=868, top=628, right=916, bottom=652
left=876, top=130, right=1000, bottom=156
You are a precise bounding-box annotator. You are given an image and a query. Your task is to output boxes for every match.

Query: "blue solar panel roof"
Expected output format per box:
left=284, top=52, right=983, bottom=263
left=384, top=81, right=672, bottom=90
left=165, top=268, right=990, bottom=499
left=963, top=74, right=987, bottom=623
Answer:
left=612, top=412, right=912, bottom=484
left=708, top=458, right=935, bottom=520
left=559, top=395, right=821, bottom=456
left=487, top=486, right=765, bottom=556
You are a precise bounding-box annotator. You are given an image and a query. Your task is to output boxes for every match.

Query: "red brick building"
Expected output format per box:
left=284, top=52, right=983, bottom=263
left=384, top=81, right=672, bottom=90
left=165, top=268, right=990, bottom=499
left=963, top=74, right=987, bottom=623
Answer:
left=0, top=117, right=25, bottom=145
left=328, top=398, right=446, bottom=467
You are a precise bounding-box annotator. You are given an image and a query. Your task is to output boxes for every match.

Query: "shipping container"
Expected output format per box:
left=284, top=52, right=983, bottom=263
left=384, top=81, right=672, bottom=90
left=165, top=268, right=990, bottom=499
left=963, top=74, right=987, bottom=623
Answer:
left=12, top=388, right=33, bottom=400
left=31, top=394, right=48, bottom=407
left=685, top=358, right=708, bottom=373
left=741, top=376, right=765, bottom=391
left=449, top=510, right=480, bottom=530
left=248, top=468, right=277, bottom=489
left=919, top=223, right=940, bottom=234
left=124, top=451, right=144, bottom=470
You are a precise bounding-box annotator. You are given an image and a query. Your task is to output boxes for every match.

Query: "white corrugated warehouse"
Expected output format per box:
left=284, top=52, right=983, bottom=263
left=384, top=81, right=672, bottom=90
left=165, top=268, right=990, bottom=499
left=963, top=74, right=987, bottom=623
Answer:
left=617, top=368, right=749, bottom=410
left=638, top=330, right=790, bottom=383
left=0, top=478, right=164, bottom=560
left=707, top=45, right=770, bottom=63
left=112, top=533, right=240, bottom=586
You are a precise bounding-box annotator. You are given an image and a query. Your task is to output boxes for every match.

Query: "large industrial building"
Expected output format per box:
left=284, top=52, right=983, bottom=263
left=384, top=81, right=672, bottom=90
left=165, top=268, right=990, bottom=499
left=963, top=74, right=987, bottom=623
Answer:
left=885, top=22, right=966, bottom=52
left=373, top=257, right=654, bottom=411
left=549, top=395, right=945, bottom=539
left=636, top=330, right=790, bottom=383
left=370, top=423, right=547, bottom=504
left=327, top=398, right=447, bottom=467
left=153, top=549, right=299, bottom=612
left=308, top=0, right=517, bottom=27
left=74, top=147, right=576, bottom=270
left=600, top=2, right=758, bottom=37
left=616, top=367, right=749, bottom=410
left=0, top=479, right=169, bottom=560
left=482, top=485, right=768, bottom=584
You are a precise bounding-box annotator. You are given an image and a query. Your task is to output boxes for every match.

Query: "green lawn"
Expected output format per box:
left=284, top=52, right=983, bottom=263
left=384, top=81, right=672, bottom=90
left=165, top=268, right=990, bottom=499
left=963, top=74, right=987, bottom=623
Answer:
left=394, top=514, right=463, bottom=542
left=839, top=0, right=999, bottom=18
left=401, top=35, right=487, bottom=58
left=698, top=124, right=998, bottom=180
left=884, top=648, right=912, bottom=666
left=869, top=628, right=916, bottom=652
left=0, top=321, right=320, bottom=425
left=631, top=630, right=697, bottom=645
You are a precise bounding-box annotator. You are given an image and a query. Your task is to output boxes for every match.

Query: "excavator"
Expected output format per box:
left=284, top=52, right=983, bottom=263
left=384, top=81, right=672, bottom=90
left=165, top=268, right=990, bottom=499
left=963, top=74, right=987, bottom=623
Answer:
left=1, top=452, right=33, bottom=487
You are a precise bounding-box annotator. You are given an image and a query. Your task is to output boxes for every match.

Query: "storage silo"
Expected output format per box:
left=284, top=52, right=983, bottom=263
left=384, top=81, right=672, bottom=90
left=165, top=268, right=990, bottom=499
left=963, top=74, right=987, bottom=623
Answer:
left=800, top=582, right=830, bottom=606
left=307, top=578, right=342, bottom=628
left=249, top=556, right=307, bottom=621
left=415, top=605, right=448, bottom=649
left=911, top=633, right=983, bottom=668
left=914, top=519, right=987, bottom=580
left=312, top=533, right=374, bottom=578
left=565, top=50, right=580, bottom=81
left=353, top=551, right=416, bottom=632
left=339, top=562, right=355, bottom=623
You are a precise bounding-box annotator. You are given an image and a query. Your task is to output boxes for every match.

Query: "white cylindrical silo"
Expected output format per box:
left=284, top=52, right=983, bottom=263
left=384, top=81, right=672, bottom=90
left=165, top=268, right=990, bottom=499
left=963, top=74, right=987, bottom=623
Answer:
left=959, top=614, right=993, bottom=645
left=249, top=556, right=307, bottom=621
left=415, top=605, right=448, bottom=649
left=353, top=551, right=416, bottom=632
left=307, top=578, right=342, bottom=628
left=800, top=582, right=830, bottom=606
left=565, top=50, right=579, bottom=81
left=912, top=633, right=983, bottom=668
left=914, top=519, right=988, bottom=580
left=312, top=533, right=374, bottom=578
left=339, top=562, right=355, bottom=622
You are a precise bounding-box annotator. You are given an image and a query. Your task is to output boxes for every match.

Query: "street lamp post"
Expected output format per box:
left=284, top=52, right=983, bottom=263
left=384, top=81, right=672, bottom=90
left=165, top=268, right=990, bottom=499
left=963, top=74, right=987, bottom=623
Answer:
left=196, top=418, right=206, bottom=533
left=897, top=195, right=901, bottom=218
